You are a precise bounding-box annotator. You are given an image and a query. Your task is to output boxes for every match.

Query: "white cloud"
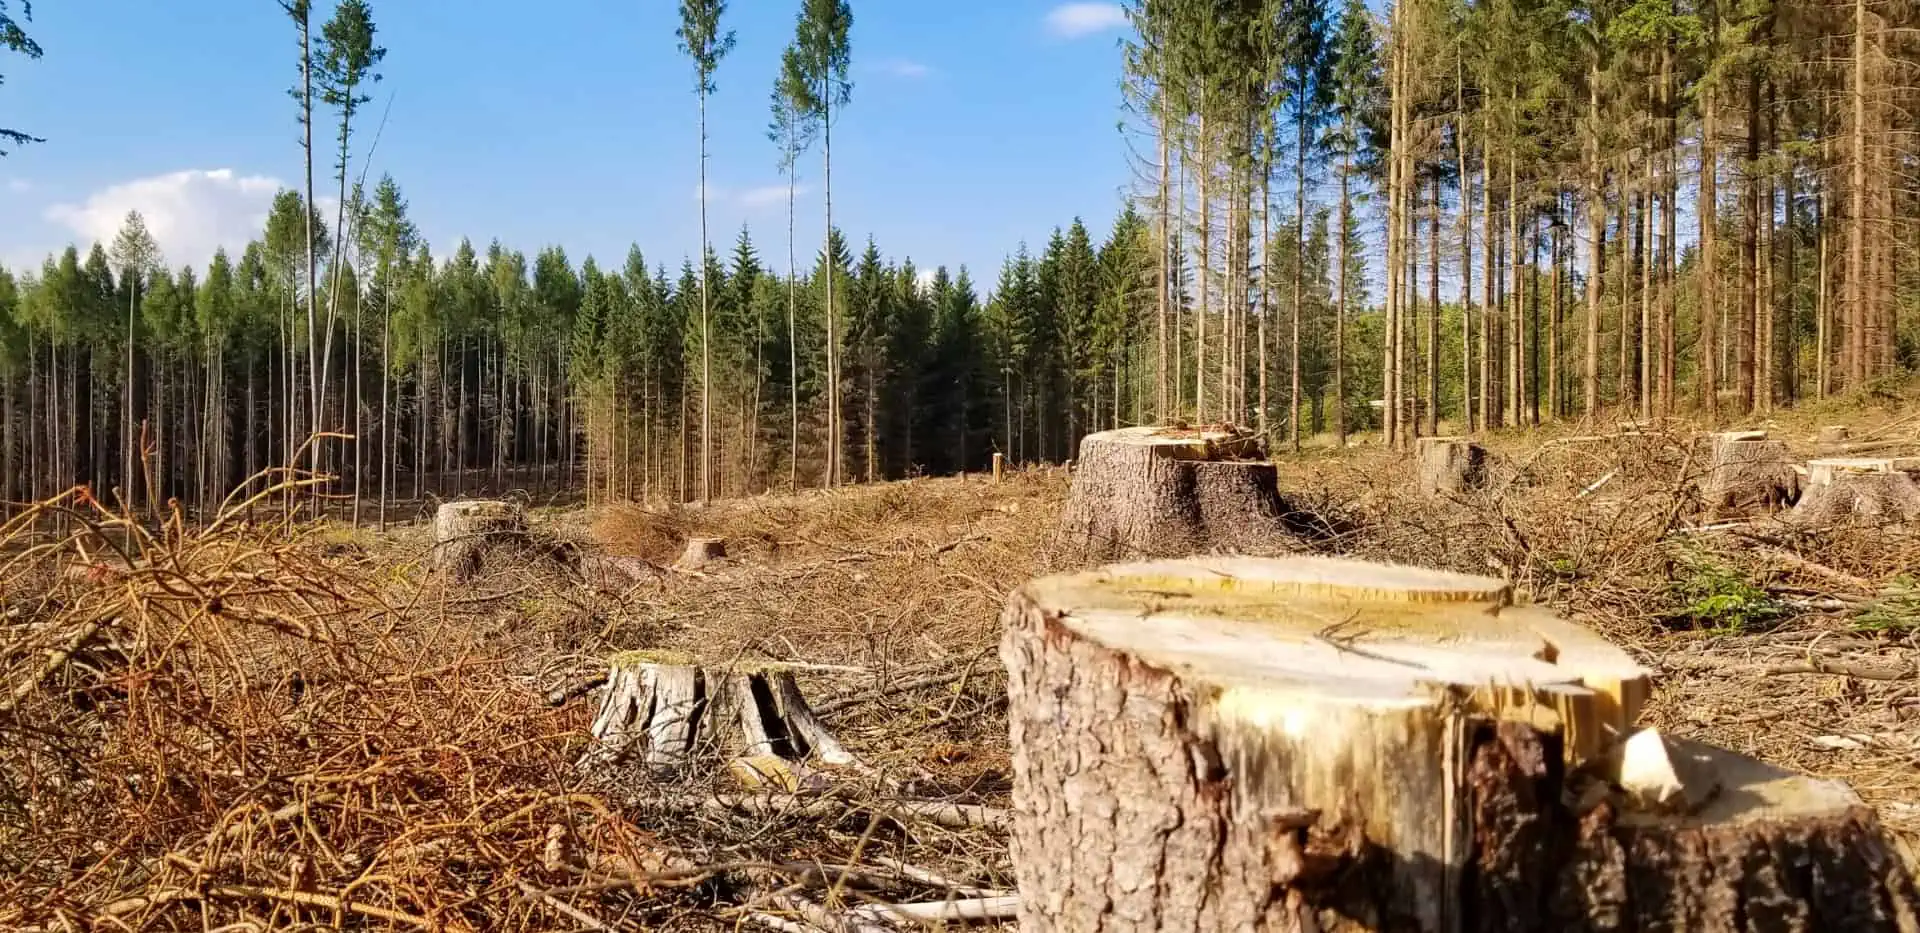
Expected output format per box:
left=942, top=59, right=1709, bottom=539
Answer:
left=44, top=168, right=285, bottom=269
left=875, top=58, right=932, bottom=79
left=4, top=178, right=30, bottom=194
left=1045, top=2, right=1128, bottom=38
left=692, top=181, right=807, bottom=212
left=914, top=268, right=937, bottom=293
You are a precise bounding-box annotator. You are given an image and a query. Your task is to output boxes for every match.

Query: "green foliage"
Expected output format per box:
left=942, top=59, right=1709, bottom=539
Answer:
left=677, top=0, right=736, bottom=92
left=1664, top=541, right=1781, bottom=631
left=1855, top=576, right=1920, bottom=634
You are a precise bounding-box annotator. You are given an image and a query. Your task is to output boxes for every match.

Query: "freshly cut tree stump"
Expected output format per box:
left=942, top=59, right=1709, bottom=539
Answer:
left=1695, top=430, right=1800, bottom=517
left=1818, top=425, right=1853, bottom=445
left=673, top=536, right=727, bottom=572
left=430, top=500, right=530, bottom=581
left=1791, top=458, right=1920, bottom=525
left=1413, top=436, right=1488, bottom=496
left=1055, top=425, right=1294, bottom=565
left=579, top=652, right=859, bottom=773
left=1000, top=555, right=1919, bottom=932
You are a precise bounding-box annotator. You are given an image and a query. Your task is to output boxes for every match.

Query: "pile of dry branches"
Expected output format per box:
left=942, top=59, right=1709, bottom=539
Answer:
left=0, top=475, right=1039, bottom=931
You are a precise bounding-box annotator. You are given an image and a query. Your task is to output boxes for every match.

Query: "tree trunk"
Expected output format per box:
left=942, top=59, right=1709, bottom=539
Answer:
left=1699, top=32, right=1719, bottom=415
left=1002, top=555, right=1916, bottom=933
left=1052, top=426, right=1296, bottom=566
left=1335, top=155, right=1350, bottom=447
left=1196, top=120, right=1210, bottom=425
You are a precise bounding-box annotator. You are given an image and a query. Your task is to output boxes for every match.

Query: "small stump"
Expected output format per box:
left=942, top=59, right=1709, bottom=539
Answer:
left=1000, top=555, right=1919, bottom=932
left=580, top=651, right=858, bottom=775
left=674, top=536, right=727, bottom=572
left=1791, top=458, right=1920, bottom=526
left=1054, top=425, right=1294, bottom=565
left=1413, top=435, right=1488, bottom=496
left=1695, top=430, right=1799, bottom=517
left=431, top=500, right=530, bottom=581
left=1818, top=425, right=1853, bottom=446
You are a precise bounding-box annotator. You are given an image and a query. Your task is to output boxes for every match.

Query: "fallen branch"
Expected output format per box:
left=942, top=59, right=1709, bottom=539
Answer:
left=690, top=792, right=1011, bottom=832
left=1764, top=657, right=1915, bottom=681
left=868, top=855, right=1008, bottom=898
left=515, top=879, right=613, bottom=932
left=847, top=895, right=1021, bottom=925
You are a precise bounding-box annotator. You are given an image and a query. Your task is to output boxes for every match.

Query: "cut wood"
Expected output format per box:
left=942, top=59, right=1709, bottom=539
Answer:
left=578, top=652, right=861, bottom=774
left=674, top=537, right=727, bottom=572
left=1694, top=431, right=1799, bottom=518
left=1053, top=425, right=1296, bottom=565
left=1413, top=436, right=1488, bottom=496
left=430, top=500, right=530, bottom=581
left=1000, top=554, right=1919, bottom=932
left=1792, top=458, right=1920, bottom=526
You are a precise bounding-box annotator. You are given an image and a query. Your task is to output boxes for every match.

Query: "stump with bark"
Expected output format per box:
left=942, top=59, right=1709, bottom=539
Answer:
left=1791, top=458, right=1920, bottom=526
left=674, top=536, right=727, bottom=572
left=1000, top=555, right=1919, bottom=932
left=1413, top=436, right=1488, bottom=496
left=430, top=500, right=531, bottom=581
left=579, top=651, right=859, bottom=774
left=1818, top=425, right=1853, bottom=446
left=1054, top=425, right=1295, bottom=565
left=1694, top=430, right=1800, bottom=517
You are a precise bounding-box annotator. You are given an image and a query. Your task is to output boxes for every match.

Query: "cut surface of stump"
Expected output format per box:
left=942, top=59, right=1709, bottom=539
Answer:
left=1000, top=555, right=1918, bottom=932
left=1413, top=436, right=1488, bottom=496
left=673, top=536, right=727, bottom=572
left=1695, top=430, right=1800, bottom=517
left=1054, top=425, right=1294, bottom=566
left=579, top=652, right=859, bottom=776
left=1792, top=458, right=1920, bottom=525
left=430, top=500, right=530, bottom=581
left=1819, top=425, right=1853, bottom=445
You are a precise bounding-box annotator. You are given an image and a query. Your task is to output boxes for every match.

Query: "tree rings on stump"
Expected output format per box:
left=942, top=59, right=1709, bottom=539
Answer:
left=1053, top=425, right=1294, bottom=565
left=1000, top=554, right=1918, bottom=932
left=430, top=500, right=530, bottom=581
left=1694, top=431, right=1800, bottom=517
left=579, top=651, right=860, bottom=776
left=1791, top=458, right=1920, bottom=526
left=1414, top=436, right=1488, bottom=496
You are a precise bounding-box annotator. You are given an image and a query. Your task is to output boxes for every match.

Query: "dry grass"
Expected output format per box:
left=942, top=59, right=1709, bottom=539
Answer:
left=5, top=396, right=1920, bottom=930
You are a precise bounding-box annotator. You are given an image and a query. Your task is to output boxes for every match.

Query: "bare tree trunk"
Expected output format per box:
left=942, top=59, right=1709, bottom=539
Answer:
left=1292, top=110, right=1308, bottom=450
left=1426, top=175, right=1440, bottom=435
left=1739, top=71, right=1760, bottom=411
left=1585, top=64, right=1606, bottom=419
left=1699, top=30, right=1719, bottom=415
left=1455, top=85, right=1475, bottom=432
left=1196, top=118, right=1210, bottom=425
left=1335, top=153, right=1350, bottom=447
left=1847, top=0, right=1867, bottom=388
left=1157, top=95, right=1171, bottom=423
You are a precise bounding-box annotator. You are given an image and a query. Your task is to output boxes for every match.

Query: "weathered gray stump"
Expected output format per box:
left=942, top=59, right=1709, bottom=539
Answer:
left=1818, top=425, right=1853, bottom=445
left=1413, top=436, right=1488, bottom=496
left=579, top=651, right=858, bottom=776
left=1791, top=457, right=1920, bottom=525
left=1695, top=430, right=1800, bottom=517
left=1054, top=426, right=1294, bottom=566
left=1000, top=555, right=1919, bottom=932
left=430, top=500, right=529, bottom=581
left=673, top=536, right=727, bottom=572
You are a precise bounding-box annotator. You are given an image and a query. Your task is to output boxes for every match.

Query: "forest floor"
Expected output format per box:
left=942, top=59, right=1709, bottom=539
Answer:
left=4, top=385, right=1920, bottom=929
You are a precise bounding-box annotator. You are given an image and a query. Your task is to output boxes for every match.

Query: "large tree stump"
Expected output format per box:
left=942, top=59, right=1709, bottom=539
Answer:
left=1791, top=458, right=1920, bottom=525
left=1413, top=436, right=1488, bottom=496
left=430, top=500, right=530, bottom=581
left=673, top=536, right=727, bottom=572
left=1000, top=555, right=1919, bottom=932
left=1694, top=430, right=1800, bottom=517
left=1054, top=425, right=1294, bottom=565
left=579, top=651, right=860, bottom=775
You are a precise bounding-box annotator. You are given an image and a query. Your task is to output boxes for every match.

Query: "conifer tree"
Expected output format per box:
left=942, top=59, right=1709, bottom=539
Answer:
left=678, top=0, right=734, bottom=502
left=791, top=0, right=851, bottom=485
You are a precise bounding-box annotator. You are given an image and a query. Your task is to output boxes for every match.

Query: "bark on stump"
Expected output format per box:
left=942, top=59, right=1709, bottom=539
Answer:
left=579, top=651, right=858, bottom=775
left=1054, top=425, right=1294, bottom=566
left=674, top=537, right=727, bottom=572
left=1694, top=431, right=1800, bottom=517
left=1000, top=555, right=1919, bottom=933
left=1413, top=436, right=1488, bottom=496
left=430, top=500, right=530, bottom=581
left=1791, top=458, right=1920, bottom=526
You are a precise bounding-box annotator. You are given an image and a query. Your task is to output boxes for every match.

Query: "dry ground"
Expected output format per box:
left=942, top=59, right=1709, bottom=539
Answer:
left=4, top=387, right=1920, bottom=929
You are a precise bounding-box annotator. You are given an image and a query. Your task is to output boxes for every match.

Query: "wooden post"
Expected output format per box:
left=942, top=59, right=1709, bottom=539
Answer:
left=1001, top=555, right=1918, bottom=932
left=1053, top=425, right=1296, bottom=566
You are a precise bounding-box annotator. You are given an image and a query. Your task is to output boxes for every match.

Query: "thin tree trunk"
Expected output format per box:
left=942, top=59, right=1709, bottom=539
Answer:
left=1699, top=26, right=1719, bottom=414
left=1196, top=119, right=1210, bottom=425
left=1426, top=174, right=1440, bottom=436
left=1335, top=150, right=1350, bottom=447
left=1291, top=110, right=1307, bottom=450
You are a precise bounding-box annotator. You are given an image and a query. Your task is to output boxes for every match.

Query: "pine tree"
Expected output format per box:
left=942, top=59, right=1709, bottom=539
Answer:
left=791, top=0, right=852, bottom=485
left=678, top=0, right=734, bottom=502
left=316, top=0, right=385, bottom=474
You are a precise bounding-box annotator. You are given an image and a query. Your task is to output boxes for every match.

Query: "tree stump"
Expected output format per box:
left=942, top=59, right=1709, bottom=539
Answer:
left=1818, top=425, right=1853, bottom=445
left=674, top=537, right=727, bottom=572
left=1000, top=555, right=1919, bottom=932
left=1694, top=430, right=1799, bottom=517
left=1054, top=425, right=1294, bottom=565
left=579, top=651, right=859, bottom=774
left=1413, top=436, right=1488, bottom=496
left=430, top=500, right=530, bottom=581
left=1791, top=458, right=1920, bottom=526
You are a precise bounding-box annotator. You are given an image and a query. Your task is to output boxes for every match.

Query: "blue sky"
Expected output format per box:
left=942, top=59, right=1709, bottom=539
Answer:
left=0, top=1, right=1142, bottom=282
